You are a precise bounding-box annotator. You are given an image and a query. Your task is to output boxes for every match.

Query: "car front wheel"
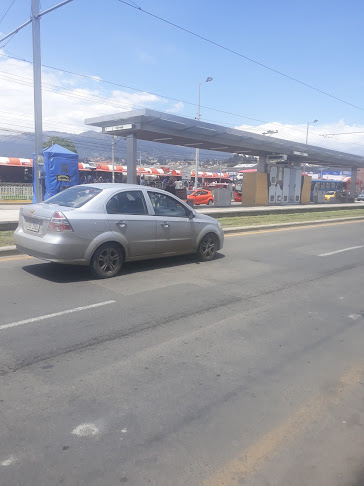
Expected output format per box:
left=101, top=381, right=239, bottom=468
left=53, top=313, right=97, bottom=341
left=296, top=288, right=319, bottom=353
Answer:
left=208, top=199, right=213, bottom=205
left=91, top=243, right=123, bottom=279
left=198, top=233, right=218, bottom=261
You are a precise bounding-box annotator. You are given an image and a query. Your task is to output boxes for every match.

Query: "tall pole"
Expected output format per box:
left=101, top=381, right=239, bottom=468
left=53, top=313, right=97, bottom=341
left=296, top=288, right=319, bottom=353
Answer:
left=111, top=135, right=115, bottom=183
left=32, top=0, right=43, bottom=202
left=194, top=82, right=201, bottom=190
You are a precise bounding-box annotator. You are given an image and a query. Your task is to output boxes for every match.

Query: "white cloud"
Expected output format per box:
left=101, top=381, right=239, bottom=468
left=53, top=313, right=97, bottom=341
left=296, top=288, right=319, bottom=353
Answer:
left=166, top=101, right=184, bottom=114
left=137, top=50, right=156, bottom=64
left=235, top=121, right=364, bottom=156
left=0, top=51, right=172, bottom=134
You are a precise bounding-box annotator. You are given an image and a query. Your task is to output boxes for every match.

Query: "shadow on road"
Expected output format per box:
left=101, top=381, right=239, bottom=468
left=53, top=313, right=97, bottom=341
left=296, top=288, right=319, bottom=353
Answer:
left=21, top=252, right=225, bottom=283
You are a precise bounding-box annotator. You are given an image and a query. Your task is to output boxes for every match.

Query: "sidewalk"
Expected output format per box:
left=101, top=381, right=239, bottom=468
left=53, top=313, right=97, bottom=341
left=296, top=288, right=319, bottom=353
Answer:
left=0, top=204, right=22, bottom=225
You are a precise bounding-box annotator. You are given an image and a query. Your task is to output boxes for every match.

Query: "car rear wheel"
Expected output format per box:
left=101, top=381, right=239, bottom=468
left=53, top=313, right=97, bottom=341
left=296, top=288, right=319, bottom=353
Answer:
left=198, top=233, right=218, bottom=261
left=91, top=243, right=123, bottom=279
left=208, top=199, right=213, bottom=205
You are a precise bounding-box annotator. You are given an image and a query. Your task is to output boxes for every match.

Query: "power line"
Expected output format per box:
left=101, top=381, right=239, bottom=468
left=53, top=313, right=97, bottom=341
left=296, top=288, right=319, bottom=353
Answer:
left=116, top=0, right=364, bottom=114
left=0, top=32, right=17, bottom=48
left=1, top=56, right=364, bottom=153
left=0, top=50, right=315, bottom=143
left=0, top=50, right=329, bottom=136
left=2, top=51, right=361, bottom=148
left=0, top=0, right=16, bottom=24
left=3, top=49, right=350, bottom=148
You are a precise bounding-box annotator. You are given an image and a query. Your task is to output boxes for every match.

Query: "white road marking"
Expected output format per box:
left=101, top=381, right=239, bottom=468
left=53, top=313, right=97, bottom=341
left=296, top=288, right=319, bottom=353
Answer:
left=72, top=423, right=100, bottom=437
left=318, top=245, right=364, bottom=257
left=1, top=455, right=16, bottom=466
left=121, top=428, right=127, bottom=433
left=0, top=300, right=116, bottom=332
left=349, top=314, right=362, bottom=321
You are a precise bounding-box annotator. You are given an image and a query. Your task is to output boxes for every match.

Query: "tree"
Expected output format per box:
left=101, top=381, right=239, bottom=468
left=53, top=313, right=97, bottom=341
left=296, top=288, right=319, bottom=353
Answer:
left=43, top=136, right=78, bottom=153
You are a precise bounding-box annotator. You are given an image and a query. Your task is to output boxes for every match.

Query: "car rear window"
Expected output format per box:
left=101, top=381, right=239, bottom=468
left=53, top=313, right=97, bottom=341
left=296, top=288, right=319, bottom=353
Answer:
left=43, top=186, right=102, bottom=208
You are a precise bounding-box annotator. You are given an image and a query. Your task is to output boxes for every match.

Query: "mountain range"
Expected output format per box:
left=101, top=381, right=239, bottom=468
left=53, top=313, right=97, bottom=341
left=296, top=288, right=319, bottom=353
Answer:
left=0, top=130, right=232, bottom=163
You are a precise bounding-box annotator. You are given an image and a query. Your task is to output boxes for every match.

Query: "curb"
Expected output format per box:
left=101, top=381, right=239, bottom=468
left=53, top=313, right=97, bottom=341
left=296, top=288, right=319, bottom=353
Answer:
left=1, top=216, right=363, bottom=259
left=0, top=221, right=18, bottom=231
left=0, top=201, right=31, bottom=205
left=223, top=216, right=364, bottom=234
left=0, top=245, right=19, bottom=257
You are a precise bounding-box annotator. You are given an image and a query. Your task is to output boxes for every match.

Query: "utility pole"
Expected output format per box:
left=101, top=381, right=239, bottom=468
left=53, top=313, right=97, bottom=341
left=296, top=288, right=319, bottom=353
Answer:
left=0, top=0, right=74, bottom=202
left=32, top=0, right=43, bottom=202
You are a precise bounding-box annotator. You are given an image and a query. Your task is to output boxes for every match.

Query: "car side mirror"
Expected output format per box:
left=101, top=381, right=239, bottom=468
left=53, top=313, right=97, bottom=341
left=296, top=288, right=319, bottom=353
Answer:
left=188, top=210, right=195, bottom=219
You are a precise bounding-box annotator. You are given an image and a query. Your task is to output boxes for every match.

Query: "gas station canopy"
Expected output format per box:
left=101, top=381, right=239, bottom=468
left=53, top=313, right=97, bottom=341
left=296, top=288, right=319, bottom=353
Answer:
left=85, top=109, right=364, bottom=169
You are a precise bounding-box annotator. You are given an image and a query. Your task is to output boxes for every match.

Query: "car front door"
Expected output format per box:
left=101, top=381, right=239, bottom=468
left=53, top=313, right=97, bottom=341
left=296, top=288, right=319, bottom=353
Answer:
left=106, top=189, right=157, bottom=257
left=195, top=191, right=204, bottom=204
left=199, top=190, right=209, bottom=204
left=147, top=191, right=196, bottom=254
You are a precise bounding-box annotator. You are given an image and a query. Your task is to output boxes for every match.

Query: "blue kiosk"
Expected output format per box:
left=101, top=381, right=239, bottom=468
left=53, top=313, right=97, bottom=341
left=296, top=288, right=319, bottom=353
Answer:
left=33, top=144, right=79, bottom=202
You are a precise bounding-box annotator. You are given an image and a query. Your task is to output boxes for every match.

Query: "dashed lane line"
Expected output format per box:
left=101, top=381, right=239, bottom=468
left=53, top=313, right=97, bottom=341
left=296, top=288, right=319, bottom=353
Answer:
left=0, top=300, right=116, bottom=332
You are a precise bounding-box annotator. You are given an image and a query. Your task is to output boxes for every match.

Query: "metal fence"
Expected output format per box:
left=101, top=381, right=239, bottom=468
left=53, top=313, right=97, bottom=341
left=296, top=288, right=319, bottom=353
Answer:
left=0, top=184, right=33, bottom=201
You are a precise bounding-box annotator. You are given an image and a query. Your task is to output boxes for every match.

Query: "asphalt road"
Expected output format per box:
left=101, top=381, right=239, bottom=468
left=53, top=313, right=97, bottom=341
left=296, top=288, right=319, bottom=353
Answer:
left=1, top=220, right=364, bottom=486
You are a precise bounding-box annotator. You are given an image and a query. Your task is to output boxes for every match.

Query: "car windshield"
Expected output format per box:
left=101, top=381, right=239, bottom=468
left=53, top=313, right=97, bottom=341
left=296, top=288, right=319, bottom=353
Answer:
left=43, top=186, right=102, bottom=208
left=326, top=191, right=335, bottom=195
left=187, top=190, right=195, bottom=195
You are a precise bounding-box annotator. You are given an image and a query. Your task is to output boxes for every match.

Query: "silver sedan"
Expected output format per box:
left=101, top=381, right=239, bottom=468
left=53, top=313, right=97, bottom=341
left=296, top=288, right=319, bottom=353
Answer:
left=14, top=184, right=224, bottom=278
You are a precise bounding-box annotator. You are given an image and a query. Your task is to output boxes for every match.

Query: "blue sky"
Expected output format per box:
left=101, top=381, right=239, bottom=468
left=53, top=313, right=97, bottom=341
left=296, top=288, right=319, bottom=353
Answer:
left=1, top=0, right=364, bottom=153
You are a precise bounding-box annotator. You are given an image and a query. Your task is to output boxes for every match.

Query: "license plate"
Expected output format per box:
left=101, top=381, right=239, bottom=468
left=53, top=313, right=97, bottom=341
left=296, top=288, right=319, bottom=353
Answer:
left=26, top=222, right=40, bottom=233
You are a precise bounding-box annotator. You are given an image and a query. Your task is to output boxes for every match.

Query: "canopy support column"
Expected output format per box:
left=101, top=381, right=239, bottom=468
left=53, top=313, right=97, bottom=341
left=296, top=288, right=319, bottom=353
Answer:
left=127, top=134, right=137, bottom=184
left=350, top=167, right=357, bottom=202
left=257, top=155, right=267, bottom=173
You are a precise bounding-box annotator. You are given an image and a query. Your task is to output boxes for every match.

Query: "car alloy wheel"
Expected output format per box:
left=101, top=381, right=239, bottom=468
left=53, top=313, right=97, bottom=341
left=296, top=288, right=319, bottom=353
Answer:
left=91, top=243, right=123, bottom=278
left=198, top=233, right=218, bottom=261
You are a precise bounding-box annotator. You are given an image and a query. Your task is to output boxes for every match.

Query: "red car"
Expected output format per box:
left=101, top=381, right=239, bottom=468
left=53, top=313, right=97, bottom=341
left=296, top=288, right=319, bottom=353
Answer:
left=187, top=189, right=214, bottom=205
left=233, top=190, right=242, bottom=202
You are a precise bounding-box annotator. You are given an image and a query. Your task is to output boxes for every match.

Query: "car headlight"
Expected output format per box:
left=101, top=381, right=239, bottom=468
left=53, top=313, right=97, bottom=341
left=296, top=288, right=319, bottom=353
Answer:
left=217, top=221, right=222, bottom=229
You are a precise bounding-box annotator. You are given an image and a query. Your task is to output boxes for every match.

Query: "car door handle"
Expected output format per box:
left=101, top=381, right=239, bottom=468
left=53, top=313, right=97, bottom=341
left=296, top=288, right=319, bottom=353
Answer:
left=117, top=221, right=127, bottom=228
left=161, top=222, right=169, bottom=227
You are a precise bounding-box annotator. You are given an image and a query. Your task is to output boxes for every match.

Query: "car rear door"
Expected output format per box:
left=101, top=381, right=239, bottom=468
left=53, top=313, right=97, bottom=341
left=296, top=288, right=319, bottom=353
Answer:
left=146, top=191, right=196, bottom=254
left=106, top=189, right=157, bottom=257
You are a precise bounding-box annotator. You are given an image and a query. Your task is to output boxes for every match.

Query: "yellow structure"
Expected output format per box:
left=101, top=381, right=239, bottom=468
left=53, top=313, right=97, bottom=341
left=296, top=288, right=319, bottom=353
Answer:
left=241, top=172, right=268, bottom=206
left=300, top=175, right=312, bottom=204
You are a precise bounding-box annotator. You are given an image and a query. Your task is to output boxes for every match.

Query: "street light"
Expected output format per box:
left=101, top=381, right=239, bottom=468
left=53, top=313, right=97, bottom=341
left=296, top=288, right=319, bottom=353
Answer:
left=306, top=119, right=318, bottom=144
left=194, top=76, right=213, bottom=189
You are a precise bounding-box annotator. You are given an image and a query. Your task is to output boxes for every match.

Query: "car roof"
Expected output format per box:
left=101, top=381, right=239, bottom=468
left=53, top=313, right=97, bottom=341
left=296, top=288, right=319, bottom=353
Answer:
left=80, top=183, right=175, bottom=196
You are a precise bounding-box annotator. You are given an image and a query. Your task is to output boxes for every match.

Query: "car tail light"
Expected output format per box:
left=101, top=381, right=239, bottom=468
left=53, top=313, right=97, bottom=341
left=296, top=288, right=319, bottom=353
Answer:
left=48, top=212, right=73, bottom=232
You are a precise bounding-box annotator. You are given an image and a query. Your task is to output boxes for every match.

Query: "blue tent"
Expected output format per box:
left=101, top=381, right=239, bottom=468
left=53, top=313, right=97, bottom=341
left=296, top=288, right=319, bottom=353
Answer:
left=34, top=144, right=79, bottom=201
